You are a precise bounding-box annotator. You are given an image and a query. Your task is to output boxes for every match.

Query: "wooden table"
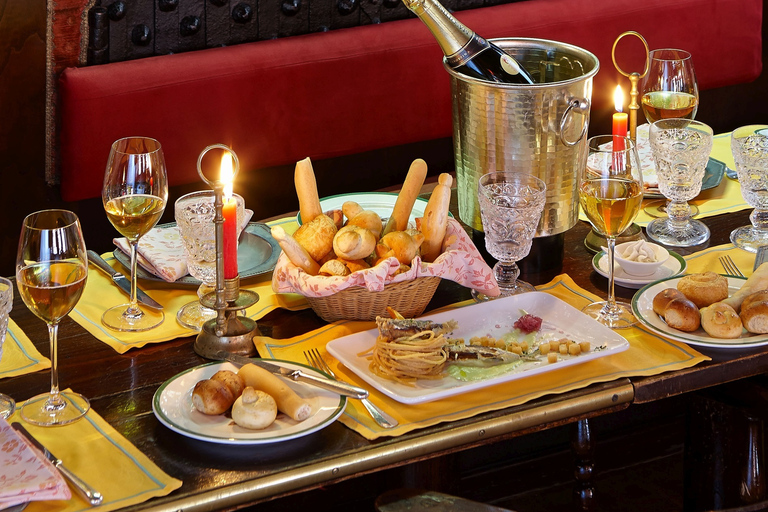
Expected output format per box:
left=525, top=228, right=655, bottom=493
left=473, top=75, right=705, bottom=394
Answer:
left=1, top=205, right=765, bottom=512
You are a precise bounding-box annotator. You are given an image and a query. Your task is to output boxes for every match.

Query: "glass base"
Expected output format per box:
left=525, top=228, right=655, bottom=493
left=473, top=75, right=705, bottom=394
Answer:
left=643, top=200, right=699, bottom=219
left=176, top=301, right=216, bottom=331
left=584, top=223, right=645, bottom=254
left=582, top=300, right=636, bottom=329
left=0, top=392, right=15, bottom=419
left=472, top=279, right=536, bottom=302
left=646, top=218, right=710, bottom=247
left=21, top=391, right=90, bottom=426
left=102, top=303, right=165, bottom=332
left=730, top=225, right=768, bottom=253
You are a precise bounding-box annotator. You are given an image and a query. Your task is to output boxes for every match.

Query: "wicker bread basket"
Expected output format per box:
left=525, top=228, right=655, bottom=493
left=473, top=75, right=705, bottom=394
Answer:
left=305, top=276, right=441, bottom=322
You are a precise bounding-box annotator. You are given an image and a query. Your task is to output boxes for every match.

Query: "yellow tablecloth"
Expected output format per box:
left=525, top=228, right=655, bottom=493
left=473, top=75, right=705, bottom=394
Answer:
left=684, top=243, right=758, bottom=275
left=0, top=319, right=50, bottom=379
left=8, top=402, right=181, bottom=512
left=69, top=217, right=308, bottom=354
left=254, top=274, right=709, bottom=440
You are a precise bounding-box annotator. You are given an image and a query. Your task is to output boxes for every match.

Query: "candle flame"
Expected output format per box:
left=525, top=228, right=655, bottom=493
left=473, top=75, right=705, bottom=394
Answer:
left=221, top=152, right=234, bottom=199
left=614, top=85, right=625, bottom=113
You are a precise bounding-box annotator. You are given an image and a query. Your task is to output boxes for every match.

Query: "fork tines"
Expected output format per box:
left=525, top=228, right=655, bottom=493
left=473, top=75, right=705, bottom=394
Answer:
left=719, top=255, right=745, bottom=277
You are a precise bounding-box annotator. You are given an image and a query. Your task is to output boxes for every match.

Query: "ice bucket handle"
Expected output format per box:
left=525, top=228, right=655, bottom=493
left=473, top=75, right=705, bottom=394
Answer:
left=559, top=98, right=590, bottom=147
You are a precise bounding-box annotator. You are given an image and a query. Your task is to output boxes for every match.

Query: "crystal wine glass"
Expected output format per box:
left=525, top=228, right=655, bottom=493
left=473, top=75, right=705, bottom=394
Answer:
left=102, top=137, right=168, bottom=332
left=579, top=135, right=644, bottom=328
left=175, top=191, right=245, bottom=330
left=471, top=171, right=546, bottom=301
left=640, top=49, right=701, bottom=219
left=0, top=277, right=15, bottom=419
left=16, top=210, right=90, bottom=426
left=645, top=119, right=713, bottom=247
left=729, top=125, right=768, bottom=252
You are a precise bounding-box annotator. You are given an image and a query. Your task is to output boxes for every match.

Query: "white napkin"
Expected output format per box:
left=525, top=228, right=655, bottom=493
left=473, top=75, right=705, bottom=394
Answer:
left=0, top=417, right=71, bottom=509
left=114, top=209, right=254, bottom=282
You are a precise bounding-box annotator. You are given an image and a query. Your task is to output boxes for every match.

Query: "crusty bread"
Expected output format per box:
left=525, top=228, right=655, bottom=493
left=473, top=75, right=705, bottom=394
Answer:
left=663, top=297, right=701, bottom=332
left=723, top=262, right=768, bottom=310
left=333, top=225, right=377, bottom=260
left=739, top=290, right=768, bottom=334
left=677, top=272, right=729, bottom=308
left=293, top=213, right=337, bottom=262
left=653, top=288, right=686, bottom=316
left=700, top=302, right=743, bottom=339
left=192, top=379, right=235, bottom=415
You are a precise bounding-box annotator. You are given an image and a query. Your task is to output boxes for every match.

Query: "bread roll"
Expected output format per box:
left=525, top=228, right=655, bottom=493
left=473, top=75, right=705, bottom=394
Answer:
left=294, top=157, right=323, bottom=225
left=383, top=158, right=428, bottom=235
left=663, top=298, right=701, bottom=332
left=347, top=210, right=383, bottom=240
left=421, top=173, right=452, bottom=262
left=318, top=259, right=351, bottom=277
left=652, top=288, right=686, bottom=316
left=338, top=258, right=370, bottom=273
left=271, top=225, right=321, bottom=275
left=342, top=201, right=363, bottom=221
left=231, top=387, right=278, bottom=430
left=375, top=230, right=425, bottom=265
left=701, top=303, right=743, bottom=338
left=238, top=363, right=312, bottom=422
left=677, top=272, right=729, bottom=308
left=210, top=370, right=246, bottom=399
left=333, top=225, right=377, bottom=260
left=191, top=379, right=235, bottom=415
left=723, top=262, right=768, bottom=310
left=293, top=214, right=337, bottom=262
left=739, top=290, right=768, bottom=334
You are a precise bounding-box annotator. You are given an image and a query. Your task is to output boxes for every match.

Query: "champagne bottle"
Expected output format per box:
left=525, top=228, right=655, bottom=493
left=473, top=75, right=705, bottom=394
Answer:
left=402, top=0, right=535, bottom=85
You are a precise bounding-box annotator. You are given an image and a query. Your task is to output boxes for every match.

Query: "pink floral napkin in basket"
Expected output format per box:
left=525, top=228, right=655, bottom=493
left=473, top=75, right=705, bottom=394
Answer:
left=114, top=210, right=253, bottom=282
left=0, top=418, right=71, bottom=509
left=272, top=218, right=500, bottom=297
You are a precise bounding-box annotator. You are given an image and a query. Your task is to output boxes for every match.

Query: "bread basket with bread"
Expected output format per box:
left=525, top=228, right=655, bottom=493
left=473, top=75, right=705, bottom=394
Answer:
left=270, top=158, right=499, bottom=322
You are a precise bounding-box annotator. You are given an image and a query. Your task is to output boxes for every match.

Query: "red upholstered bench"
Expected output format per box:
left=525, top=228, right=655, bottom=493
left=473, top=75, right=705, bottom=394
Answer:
left=57, top=0, right=762, bottom=202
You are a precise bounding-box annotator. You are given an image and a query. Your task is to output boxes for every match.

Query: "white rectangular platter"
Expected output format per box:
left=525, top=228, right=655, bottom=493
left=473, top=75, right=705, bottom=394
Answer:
left=326, top=292, right=630, bottom=404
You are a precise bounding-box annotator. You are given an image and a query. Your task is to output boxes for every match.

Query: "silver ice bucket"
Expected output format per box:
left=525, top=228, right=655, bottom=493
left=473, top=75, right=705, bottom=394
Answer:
left=447, top=37, right=599, bottom=236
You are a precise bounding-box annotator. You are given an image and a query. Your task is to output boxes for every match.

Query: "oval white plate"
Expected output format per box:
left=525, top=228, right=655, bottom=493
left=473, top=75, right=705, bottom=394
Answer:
left=152, top=361, right=346, bottom=444
left=296, top=192, right=432, bottom=226
left=631, top=275, right=768, bottom=349
left=592, top=250, right=686, bottom=289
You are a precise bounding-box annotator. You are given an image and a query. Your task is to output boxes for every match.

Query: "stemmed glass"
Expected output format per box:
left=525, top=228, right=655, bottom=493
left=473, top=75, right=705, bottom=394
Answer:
left=0, top=277, right=14, bottom=418
left=645, top=119, right=713, bottom=247
left=102, top=137, right=168, bottom=331
left=579, top=135, right=644, bottom=328
left=16, top=210, right=90, bottom=426
left=175, top=191, right=245, bottom=330
left=471, top=171, right=546, bottom=301
left=729, top=125, right=768, bottom=252
left=640, top=49, right=701, bottom=218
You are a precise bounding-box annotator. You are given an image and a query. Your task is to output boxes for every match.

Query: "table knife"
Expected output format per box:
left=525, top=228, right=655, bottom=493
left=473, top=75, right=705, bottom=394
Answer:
left=11, top=422, right=104, bottom=506
left=755, top=245, right=768, bottom=271
left=210, top=350, right=369, bottom=399
left=87, top=250, right=163, bottom=310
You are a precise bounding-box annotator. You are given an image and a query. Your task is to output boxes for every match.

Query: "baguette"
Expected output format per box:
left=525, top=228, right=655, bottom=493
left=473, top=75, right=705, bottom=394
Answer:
left=238, top=363, right=311, bottom=421
left=722, top=262, right=768, bottom=310
left=295, top=157, right=323, bottom=225
left=271, top=225, right=320, bottom=275
left=383, top=158, right=428, bottom=235
left=420, top=173, right=452, bottom=262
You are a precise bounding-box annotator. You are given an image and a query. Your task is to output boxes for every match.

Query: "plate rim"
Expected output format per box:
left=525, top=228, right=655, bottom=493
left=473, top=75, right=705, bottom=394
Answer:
left=115, top=222, right=279, bottom=285
left=326, top=292, right=630, bottom=404
left=591, top=250, right=686, bottom=288
left=152, top=359, right=346, bottom=444
left=630, top=275, right=768, bottom=348
left=296, top=191, right=432, bottom=225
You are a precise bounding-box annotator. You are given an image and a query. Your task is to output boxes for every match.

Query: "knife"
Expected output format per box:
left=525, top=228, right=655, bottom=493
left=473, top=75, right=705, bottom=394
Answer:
left=755, top=245, right=768, bottom=271
left=11, top=422, right=104, bottom=506
left=87, top=250, right=163, bottom=310
left=209, top=350, right=369, bottom=399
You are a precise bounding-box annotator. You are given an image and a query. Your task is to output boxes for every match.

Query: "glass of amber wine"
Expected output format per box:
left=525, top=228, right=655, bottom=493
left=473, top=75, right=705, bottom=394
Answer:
left=16, top=210, right=90, bottom=426
left=579, top=135, right=644, bottom=329
left=102, top=137, right=168, bottom=331
left=640, top=49, right=700, bottom=218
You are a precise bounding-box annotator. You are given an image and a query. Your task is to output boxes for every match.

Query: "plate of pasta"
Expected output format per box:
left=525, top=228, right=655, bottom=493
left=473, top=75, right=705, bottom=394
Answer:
left=326, top=293, right=629, bottom=404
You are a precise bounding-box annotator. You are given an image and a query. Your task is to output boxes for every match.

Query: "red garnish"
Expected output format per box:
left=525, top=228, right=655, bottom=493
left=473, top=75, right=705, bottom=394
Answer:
left=514, top=314, right=542, bottom=334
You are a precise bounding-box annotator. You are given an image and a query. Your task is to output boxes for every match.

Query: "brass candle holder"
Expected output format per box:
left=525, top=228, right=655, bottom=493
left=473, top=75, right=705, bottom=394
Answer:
left=193, top=144, right=260, bottom=358
left=611, top=31, right=650, bottom=142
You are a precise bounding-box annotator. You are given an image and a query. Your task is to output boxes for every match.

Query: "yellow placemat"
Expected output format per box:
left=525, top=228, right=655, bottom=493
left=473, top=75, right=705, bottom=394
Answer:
left=0, top=319, right=50, bottom=379
left=9, top=398, right=181, bottom=512
left=69, top=217, right=308, bottom=354
left=254, top=274, right=709, bottom=440
left=684, top=243, right=758, bottom=275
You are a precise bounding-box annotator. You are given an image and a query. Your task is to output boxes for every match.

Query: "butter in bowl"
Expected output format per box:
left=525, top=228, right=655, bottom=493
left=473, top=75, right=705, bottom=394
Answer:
left=612, top=240, right=670, bottom=277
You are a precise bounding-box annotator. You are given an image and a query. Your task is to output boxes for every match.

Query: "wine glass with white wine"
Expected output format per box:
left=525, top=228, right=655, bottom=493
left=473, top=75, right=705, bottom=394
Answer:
left=640, top=48, right=700, bottom=219
left=102, top=137, right=168, bottom=331
left=16, top=210, right=90, bottom=425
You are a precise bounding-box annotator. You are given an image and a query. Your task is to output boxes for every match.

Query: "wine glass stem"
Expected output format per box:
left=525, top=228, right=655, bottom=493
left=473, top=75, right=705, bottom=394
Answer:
left=606, top=236, right=617, bottom=309
left=495, top=261, right=521, bottom=294
left=666, top=200, right=691, bottom=226
left=127, top=240, right=143, bottom=317
left=46, top=322, right=65, bottom=409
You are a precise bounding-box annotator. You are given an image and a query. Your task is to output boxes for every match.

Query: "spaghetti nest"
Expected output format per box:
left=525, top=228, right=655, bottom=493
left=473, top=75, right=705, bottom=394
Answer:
left=367, top=330, right=448, bottom=385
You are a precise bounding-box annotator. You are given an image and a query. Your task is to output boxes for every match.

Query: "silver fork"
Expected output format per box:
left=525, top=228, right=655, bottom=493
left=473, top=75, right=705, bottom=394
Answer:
left=304, top=348, right=398, bottom=429
left=719, top=254, right=745, bottom=277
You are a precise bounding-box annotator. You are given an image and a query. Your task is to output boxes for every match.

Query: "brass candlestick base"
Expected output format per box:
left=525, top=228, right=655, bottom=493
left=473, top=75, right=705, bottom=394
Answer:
left=194, top=285, right=260, bottom=358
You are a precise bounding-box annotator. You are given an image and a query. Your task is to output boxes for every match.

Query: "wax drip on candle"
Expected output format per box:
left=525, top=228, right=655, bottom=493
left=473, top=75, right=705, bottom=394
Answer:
left=221, top=152, right=238, bottom=279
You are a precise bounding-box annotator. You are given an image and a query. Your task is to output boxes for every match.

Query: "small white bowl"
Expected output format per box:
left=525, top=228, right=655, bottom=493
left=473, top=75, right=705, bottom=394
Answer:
left=613, top=241, right=670, bottom=277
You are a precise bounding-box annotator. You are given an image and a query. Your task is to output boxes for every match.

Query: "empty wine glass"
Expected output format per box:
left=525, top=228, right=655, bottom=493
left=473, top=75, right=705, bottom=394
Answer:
left=0, top=277, right=14, bottom=419
left=175, top=191, right=245, bottom=330
left=16, top=210, right=90, bottom=426
left=640, top=48, right=701, bottom=219
left=102, top=137, right=168, bottom=331
left=579, top=135, right=644, bottom=328
left=471, top=171, right=546, bottom=301
left=646, top=119, right=713, bottom=247
left=730, top=125, right=768, bottom=252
